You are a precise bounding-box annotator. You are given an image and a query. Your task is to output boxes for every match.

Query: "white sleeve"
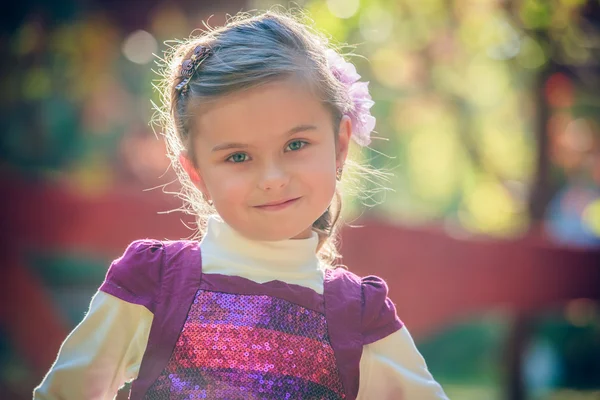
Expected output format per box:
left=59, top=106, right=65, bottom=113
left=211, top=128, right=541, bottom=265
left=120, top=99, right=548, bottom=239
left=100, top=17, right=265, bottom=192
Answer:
left=33, top=291, right=153, bottom=400
left=357, top=327, right=448, bottom=399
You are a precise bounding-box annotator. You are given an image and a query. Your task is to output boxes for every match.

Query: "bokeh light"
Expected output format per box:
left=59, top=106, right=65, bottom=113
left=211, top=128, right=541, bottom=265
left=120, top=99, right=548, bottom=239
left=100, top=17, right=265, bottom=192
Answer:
left=326, top=0, right=359, bottom=19
left=464, top=55, right=511, bottom=108
left=517, top=35, right=548, bottom=69
left=122, top=30, right=158, bottom=64
left=460, top=178, right=528, bottom=236
left=582, top=198, right=600, bottom=237
left=359, top=5, right=393, bottom=43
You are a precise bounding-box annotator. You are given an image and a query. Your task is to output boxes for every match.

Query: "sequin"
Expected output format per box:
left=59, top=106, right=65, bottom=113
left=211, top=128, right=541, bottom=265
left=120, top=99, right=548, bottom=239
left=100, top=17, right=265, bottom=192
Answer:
left=145, top=291, right=345, bottom=399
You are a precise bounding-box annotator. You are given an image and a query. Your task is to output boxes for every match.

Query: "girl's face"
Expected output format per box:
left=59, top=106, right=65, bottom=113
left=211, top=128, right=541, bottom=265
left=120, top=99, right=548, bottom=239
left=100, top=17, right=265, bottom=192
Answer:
left=182, top=79, right=351, bottom=241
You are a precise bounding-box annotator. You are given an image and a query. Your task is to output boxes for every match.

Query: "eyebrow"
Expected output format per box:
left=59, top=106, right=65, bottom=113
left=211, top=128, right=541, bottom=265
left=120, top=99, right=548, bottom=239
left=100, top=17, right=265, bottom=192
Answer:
left=211, top=124, right=317, bottom=152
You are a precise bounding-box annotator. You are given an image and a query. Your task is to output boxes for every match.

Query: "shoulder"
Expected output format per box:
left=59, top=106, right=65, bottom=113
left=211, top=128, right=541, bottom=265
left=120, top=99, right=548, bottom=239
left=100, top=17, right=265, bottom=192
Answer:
left=99, top=239, right=200, bottom=312
left=326, top=267, right=390, bottom=302
left=327, top=268, right=403, bottom=344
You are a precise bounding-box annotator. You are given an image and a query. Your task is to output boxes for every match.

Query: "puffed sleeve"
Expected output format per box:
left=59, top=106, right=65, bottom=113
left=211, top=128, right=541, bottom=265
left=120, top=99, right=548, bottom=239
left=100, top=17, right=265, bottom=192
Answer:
left=358, top=276, right=448, bottom=399
left=33, top=240, right=162, bottom=399
left=99, top=239, right=165, bottom=313
left=361, top=275, right=403, bottom=344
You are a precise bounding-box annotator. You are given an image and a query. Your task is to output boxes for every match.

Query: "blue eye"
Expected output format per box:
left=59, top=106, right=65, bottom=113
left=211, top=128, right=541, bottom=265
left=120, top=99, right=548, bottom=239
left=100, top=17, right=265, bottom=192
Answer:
left=226, top=153, right=249, bottom=163
left=286, top=140, right=308, bottom=152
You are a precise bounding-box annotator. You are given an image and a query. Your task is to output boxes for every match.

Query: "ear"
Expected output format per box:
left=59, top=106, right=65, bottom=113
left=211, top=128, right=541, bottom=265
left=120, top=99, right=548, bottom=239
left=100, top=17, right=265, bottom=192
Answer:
left=336, top=115, right=352, bottom=169
left=179, top=151, right=211, bottom=201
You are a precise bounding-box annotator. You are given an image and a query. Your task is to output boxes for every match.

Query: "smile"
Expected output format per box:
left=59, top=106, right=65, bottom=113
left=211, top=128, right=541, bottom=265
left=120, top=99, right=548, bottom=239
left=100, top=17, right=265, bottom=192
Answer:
left=254, top=197, right=300, bottom=211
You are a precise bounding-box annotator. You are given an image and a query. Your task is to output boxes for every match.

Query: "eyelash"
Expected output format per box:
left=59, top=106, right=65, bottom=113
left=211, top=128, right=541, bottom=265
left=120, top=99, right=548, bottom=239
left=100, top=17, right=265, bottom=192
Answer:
left=225, top=140, right=309, bottom=163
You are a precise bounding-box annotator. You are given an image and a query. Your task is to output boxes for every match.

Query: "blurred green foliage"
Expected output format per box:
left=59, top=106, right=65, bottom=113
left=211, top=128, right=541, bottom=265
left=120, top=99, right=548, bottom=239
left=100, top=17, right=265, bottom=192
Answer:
left=298, top=0, right=600, bottom=244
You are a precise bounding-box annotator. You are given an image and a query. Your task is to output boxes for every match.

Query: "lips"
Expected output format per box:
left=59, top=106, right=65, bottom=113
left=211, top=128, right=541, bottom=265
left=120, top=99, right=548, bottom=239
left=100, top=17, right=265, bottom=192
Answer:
left=260, top=197, right=298, bottom=206
left=254, top=197, right=300, bottom=211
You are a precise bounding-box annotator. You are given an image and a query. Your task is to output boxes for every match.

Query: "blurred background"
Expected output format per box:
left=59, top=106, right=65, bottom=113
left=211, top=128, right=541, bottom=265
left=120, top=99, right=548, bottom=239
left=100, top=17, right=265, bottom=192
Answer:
left=1, top=0, right=599, bottom=399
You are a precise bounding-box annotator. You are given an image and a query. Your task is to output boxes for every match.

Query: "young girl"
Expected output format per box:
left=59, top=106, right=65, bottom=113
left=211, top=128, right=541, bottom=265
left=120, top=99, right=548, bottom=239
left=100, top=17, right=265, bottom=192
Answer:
left=35, top=11, right=448, bottom=400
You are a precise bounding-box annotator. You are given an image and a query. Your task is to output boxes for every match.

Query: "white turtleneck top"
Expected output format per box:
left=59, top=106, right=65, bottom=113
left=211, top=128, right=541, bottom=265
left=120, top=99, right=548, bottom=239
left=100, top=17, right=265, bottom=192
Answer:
left=34, top=217, right=448, bottom=399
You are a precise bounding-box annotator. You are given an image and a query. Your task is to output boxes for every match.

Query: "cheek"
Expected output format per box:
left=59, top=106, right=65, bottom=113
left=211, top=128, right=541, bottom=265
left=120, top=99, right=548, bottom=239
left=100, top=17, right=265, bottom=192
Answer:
left=314, top=170, right=337, bottom=202
left=296, top=152, right=337, bottom=204
left=203, top=168, right=251, bottom=203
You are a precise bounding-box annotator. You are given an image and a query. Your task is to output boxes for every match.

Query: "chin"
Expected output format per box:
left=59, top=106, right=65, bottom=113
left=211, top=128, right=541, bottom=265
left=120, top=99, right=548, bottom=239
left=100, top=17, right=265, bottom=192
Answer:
left=222, top=202, right=328, bottom=241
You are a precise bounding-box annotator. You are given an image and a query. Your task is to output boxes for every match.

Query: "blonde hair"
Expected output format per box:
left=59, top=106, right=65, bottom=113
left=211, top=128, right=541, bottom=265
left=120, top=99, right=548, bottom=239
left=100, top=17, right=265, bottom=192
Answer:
left=154, top=11, right=369, bottom=265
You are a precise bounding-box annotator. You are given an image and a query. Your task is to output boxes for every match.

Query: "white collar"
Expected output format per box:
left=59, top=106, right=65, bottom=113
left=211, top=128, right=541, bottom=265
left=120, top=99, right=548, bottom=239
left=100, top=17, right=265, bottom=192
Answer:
left=199, top=216, right=323, bottom=285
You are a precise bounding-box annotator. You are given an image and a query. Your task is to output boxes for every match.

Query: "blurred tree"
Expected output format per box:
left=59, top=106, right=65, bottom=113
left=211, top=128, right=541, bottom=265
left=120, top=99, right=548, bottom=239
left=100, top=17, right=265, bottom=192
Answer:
left=303, top=0, right=600, bottom=243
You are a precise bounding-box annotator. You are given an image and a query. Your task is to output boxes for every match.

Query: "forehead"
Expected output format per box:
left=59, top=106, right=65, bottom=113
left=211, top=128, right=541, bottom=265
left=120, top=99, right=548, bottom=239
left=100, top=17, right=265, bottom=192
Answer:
left=193, top=79, right=333, bottom=143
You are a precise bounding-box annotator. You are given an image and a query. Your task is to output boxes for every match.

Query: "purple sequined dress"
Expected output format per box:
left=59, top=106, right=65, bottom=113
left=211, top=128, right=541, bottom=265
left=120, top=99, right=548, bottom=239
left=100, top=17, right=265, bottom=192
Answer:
left=100, top=240, right=402, bottom=400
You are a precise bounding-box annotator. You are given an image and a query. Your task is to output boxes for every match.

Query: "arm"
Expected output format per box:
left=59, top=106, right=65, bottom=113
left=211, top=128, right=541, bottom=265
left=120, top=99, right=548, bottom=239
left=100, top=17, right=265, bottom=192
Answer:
left=358, top=327, right=448, bottom=399
left=33, top=291, right=153, bottom=400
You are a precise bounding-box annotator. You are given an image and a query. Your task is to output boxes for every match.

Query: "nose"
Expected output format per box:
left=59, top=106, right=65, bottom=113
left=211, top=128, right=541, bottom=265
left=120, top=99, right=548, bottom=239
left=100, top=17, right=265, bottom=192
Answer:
left=257, top=162, right=289, bottom=191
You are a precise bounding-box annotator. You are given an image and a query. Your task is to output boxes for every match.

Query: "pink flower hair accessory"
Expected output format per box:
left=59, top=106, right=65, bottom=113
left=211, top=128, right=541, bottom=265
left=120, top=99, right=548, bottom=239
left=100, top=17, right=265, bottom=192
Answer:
left=326, top=49, right=376, bottom=147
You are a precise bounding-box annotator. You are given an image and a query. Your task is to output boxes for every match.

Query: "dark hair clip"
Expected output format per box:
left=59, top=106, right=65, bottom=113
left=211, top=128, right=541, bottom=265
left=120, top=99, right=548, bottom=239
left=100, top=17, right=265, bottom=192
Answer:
left=175, top=45, right=211, bottom=94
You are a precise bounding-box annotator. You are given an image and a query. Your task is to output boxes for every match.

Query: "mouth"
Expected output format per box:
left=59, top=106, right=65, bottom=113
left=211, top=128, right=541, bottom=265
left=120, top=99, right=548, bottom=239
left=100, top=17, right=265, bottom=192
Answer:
left=254, top=197, right=301, bottom=211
